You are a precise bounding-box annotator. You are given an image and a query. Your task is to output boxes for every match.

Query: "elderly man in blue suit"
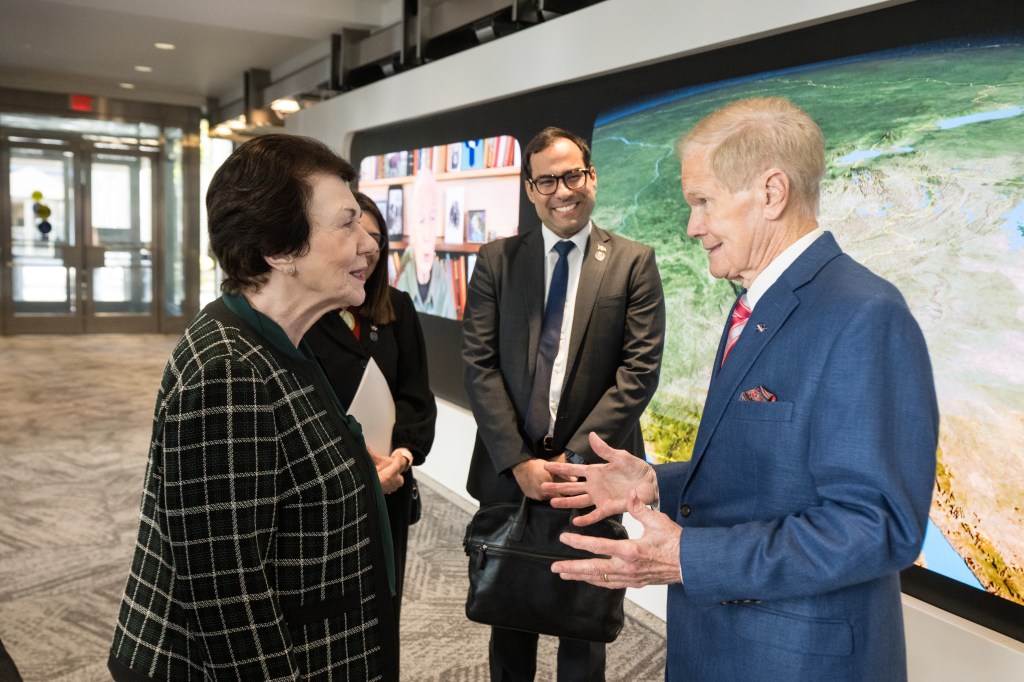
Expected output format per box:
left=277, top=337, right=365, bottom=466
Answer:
left=543, top=97, right=939, bottom=682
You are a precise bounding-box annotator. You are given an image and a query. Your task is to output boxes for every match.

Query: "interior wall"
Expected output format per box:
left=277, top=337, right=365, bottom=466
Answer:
left=287, top=0, right=903, bottom=154
left=287, top=0, right=1024, bottom=676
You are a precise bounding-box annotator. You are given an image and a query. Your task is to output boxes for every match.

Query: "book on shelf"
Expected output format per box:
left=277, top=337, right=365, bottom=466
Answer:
left=384, top=151, right=409, bottom=178
left=413, top=147, right=433, bottom=174
left=432, top=145, right=447, bottom=173
left=388, top=252, right=402, bottom=287
left=494, top=135, right=521, bottom=168
left=462, top=139, right=485, bottom=171
left=444, top=253, right=468, bottom=320
left=457, top=255, right=467, bottom=318
left=359, top=156, right=378, bottom=181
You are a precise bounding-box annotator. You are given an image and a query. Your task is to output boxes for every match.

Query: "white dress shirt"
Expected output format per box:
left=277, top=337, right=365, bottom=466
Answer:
left=539, top=222, right=592, bottom=437
left=745, top=227, right=824, bottom=309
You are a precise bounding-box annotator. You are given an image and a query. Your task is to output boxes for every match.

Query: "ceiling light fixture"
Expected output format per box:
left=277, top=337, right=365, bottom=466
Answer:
left=119, top=83, right=136, bottom=89
left=134, top=65, right=153, bottom=73
left=154, top=42, right=176, bottom=50
left=270, top=98, right=301, bottom=114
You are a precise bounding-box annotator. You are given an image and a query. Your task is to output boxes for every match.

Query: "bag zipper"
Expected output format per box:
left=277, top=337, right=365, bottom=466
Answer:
left=466, top=542, right=595, bottom=569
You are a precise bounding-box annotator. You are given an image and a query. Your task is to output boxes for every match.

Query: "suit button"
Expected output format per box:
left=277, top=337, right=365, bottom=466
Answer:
left=680, top=505, right=692, bottom=517
left=360, top=359, right=367, bottom=369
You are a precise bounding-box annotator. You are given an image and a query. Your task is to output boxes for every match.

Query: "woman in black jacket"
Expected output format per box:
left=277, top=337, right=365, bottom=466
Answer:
left=305, top=191, right=438, bottom=631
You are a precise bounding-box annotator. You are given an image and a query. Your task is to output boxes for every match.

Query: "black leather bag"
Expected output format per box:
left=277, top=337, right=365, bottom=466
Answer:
left=463, top=497, right=628, bottom=643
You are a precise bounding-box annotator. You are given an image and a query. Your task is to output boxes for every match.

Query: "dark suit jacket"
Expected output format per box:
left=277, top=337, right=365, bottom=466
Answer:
left=656, top=232, right=938, bottom=681
left=463, top=224, right=665, bottom=504
left=305, top=288, right=437, bottom=466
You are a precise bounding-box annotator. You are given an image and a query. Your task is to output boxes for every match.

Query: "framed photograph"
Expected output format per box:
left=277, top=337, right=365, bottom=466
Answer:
left=447, top=143, right=462, bottom=173
left=386, top=185, right=404, bottom=240
left=444, top=187, right=465, bottom=244
left=466, top=209, right=487, bottom=243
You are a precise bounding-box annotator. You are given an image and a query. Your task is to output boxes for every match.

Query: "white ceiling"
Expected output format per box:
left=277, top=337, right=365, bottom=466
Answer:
left=0, top=0, right=401, bottom=109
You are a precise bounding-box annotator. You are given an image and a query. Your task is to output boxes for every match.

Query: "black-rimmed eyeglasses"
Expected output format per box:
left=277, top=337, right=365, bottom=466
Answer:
left=527, top=167, right=592, bottom=195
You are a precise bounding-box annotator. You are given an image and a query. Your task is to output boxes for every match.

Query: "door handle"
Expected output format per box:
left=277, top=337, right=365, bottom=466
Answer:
left=85, top=245, right=106, bottom=269
left=58, top=243, right=78, bottom=268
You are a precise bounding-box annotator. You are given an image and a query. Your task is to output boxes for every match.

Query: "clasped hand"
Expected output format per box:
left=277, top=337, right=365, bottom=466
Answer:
left=540, top=433, right=682, bottom=589
left=369, top=448, right=409, bottom=494
left=512, top=453, right=568, bottom=500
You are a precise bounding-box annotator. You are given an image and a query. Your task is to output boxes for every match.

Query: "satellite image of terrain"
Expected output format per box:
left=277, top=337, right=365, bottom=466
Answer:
left=591, top=38, right=1024, bottom=605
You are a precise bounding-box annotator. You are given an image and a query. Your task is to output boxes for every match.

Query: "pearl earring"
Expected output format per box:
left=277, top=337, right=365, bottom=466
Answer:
left=285, top=263, right=296, bottom=276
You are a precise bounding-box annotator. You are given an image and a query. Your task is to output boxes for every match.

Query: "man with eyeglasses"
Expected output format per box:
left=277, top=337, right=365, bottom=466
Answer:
left=462, top=126, right=666, bottom=681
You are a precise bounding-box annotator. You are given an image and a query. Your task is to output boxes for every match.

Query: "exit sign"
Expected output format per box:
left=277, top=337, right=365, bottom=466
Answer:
left=70, top=94, right=93, bottom=112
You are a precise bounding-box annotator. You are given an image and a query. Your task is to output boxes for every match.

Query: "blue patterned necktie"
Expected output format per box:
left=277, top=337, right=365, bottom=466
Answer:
left=524, top=240, right=576, bottom=446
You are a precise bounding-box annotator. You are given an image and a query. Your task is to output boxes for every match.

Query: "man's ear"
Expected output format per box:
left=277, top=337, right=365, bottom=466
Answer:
left=762, top=169, right=790, bottom=220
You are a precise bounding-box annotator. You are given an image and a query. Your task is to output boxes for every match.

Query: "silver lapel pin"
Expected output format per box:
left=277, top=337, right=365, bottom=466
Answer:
left=595, top=244, right=607, bottom=262
left=755, top=323, right=767, bottom=333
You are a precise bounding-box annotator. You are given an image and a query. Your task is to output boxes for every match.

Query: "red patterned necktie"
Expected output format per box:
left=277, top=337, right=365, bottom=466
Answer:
left=721, top=294, right=751, bottom=366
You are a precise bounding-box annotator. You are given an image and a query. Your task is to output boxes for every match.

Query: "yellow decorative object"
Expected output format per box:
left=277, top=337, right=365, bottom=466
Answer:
left=339, top=309, right=356, bottom=330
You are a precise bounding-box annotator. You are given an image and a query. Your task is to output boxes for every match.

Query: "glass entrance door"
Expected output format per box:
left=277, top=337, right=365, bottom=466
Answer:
left=85, top=152, right=156, bottom=332
left=3, top=140, right=158, bottom=333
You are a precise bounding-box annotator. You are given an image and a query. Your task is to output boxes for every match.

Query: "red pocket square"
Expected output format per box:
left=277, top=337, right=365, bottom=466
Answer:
left=740, top=386, right=777, bottom=402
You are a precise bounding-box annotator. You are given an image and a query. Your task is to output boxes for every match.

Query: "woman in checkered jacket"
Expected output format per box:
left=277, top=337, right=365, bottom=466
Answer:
left=109, top=134, right=399, bottom=681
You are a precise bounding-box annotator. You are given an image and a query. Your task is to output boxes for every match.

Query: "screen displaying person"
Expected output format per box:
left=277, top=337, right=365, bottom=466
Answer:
left=397, top=168, right=456, bottom=318
left=543, top=98, right=939, bottom=682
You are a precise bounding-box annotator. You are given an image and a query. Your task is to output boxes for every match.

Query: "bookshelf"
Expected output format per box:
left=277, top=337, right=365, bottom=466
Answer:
left=360, top=166, right=519, bottom=188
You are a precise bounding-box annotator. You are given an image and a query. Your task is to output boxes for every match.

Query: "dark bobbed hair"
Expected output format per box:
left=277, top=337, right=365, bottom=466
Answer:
left=521, top=126, right=592, bottom=182
left=353, top=191, right=396, bottom=325
left=207, top=133, right=356, bottom=294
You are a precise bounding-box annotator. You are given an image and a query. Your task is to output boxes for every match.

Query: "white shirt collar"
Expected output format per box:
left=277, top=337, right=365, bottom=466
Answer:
left=746, top=227, right=824, bottom=309
left=542, top=222, right=592, bottom=253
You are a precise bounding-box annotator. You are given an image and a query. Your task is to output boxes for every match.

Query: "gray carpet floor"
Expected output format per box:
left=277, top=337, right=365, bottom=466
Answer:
left=0, top=334, right=666, bottom=681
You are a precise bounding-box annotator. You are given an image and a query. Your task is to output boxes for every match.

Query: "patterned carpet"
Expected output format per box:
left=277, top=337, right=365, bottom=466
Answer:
left=0, top=334, right=666, bottom=681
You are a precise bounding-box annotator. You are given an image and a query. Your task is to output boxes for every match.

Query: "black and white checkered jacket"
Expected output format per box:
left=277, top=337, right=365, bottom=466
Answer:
left=109, top=299, right=397, bottom=681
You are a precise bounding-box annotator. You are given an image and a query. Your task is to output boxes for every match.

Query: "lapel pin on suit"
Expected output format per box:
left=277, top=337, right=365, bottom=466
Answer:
left=755, top=323, right=767, bottom=332
left=595, top=243, right=607, bottom=262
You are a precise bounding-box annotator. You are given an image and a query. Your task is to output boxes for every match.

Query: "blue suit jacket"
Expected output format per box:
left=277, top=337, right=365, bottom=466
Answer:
left=656, top=232, right=938, bottom=682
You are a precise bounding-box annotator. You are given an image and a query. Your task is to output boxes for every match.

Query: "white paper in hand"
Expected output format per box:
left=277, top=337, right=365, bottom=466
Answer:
left=347, top=357, right=395, bottom=458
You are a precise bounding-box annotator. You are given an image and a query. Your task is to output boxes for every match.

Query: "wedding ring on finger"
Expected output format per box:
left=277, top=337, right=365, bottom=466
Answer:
left=603, top=573, right=609, bottom=582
